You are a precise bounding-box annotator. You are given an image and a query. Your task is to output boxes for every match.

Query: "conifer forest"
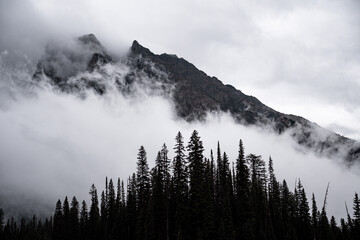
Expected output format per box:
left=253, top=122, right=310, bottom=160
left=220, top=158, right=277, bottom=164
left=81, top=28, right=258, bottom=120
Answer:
left=1, top=130, right=360, bottom=240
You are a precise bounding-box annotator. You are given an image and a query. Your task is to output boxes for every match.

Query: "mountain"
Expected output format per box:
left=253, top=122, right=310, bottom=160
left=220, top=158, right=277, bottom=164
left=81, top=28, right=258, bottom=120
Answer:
left=33, top=34, right=360, bottom=163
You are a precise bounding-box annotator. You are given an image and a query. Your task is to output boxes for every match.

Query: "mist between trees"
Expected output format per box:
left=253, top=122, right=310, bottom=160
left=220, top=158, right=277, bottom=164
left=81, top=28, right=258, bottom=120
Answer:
left=1, top=130, right=360, bottom=240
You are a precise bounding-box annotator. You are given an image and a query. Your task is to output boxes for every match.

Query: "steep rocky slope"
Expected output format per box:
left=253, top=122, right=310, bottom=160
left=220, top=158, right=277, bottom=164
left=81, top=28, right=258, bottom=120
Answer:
left=33, top=34, right=360, bottom=163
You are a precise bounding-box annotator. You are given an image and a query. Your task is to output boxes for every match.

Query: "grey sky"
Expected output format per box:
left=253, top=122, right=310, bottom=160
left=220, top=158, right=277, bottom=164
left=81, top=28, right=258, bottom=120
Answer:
left=0, top=85, right=359, bottom=220
left=1, top=0, right=360, bottom=220
left=1, top=0, right=360, bottom=139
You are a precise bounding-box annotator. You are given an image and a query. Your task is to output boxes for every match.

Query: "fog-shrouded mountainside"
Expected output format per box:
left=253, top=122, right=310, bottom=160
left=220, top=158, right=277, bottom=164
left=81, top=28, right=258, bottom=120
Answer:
left=33, top=34, right=360, bottom=164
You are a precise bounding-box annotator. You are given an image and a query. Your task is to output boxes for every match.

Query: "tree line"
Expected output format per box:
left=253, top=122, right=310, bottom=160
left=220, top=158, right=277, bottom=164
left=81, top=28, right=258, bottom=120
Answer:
left=1, top=130, right=360, bottom=240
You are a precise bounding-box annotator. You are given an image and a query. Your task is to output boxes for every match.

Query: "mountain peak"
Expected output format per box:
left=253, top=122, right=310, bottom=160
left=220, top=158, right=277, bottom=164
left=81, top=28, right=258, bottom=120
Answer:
left=78, top=34, right=101, bottom=46
left=32, top=35, right=360, bottom=163
left=132, top=40, right=140, bottom=47
left=130, top=40, right=154, bottom=58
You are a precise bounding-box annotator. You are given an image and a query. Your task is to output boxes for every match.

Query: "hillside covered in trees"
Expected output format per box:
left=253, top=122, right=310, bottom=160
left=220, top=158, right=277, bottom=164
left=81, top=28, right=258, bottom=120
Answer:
left=1, top=130, right=360, bottom=240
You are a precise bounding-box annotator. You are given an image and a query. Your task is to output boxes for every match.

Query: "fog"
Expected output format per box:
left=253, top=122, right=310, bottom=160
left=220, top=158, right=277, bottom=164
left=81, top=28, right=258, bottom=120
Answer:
left=2, top=0, right=360, bottom=138
left=1, top=0, right=360, bottom=222
left=0, top=54, right=359, bottom=221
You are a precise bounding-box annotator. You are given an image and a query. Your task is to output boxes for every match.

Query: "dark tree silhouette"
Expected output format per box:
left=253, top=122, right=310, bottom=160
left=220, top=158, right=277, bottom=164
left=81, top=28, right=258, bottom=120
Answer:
left=187, top=130, right=205, bottom=240
left=2, top=130, right=357, bottom=240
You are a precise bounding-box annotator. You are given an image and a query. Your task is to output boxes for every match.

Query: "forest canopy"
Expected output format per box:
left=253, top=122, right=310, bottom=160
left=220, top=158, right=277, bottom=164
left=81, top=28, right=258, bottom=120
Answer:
left=1, top=130, right=360, bottom=240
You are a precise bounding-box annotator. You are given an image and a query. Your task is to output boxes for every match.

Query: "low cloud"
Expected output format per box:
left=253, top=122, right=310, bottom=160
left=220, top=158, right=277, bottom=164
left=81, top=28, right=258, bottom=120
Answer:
left=1, top=0, right=360, bottom=222
left=1, top=0, right=360, bottom=139
left=0, top=54, right=359, bottom=222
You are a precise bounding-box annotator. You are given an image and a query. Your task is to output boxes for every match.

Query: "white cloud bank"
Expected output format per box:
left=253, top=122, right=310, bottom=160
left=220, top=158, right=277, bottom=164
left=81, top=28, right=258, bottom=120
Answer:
left=0, top=64, right=359, bottom=221
left=0, top=0, right=360, bottom=221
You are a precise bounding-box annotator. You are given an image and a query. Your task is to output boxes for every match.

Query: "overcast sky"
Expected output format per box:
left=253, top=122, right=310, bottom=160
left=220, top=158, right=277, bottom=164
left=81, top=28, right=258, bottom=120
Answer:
left=1, top=0, right=360, bottom=220
left=1, top=0, right=360, bottom=140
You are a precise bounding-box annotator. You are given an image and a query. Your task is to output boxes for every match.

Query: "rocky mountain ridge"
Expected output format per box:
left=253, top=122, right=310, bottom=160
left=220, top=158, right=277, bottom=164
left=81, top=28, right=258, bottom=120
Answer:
left=33, top=34, right=360, bottom=163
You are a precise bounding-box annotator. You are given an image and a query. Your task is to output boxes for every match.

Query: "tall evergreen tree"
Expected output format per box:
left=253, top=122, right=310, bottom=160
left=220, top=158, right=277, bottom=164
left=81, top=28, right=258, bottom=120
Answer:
left=69, top=196, right=79, bottom=240
left=340, top=218, right=350, bottom=240
left=79, top=200, right=88, bottom=240
left=108, top=178, right=116, bottom=236
left=150, top=151, right=167, bottom=240
left=345, top=201, right=354, bottom=239
left=319, top=184, right=331, bottom=240
left=330, top=216, right=339, bottom=240
left=136, top=145, right=150, bottom=240
left=89, top=184, right=100, bottom=240
left=234, top=139, right=252, bottom=239
left=172, top=131, right=189, bottom=240
left=115, top=177, right=126, bottom=240
left=127, top=174, right=138, bottom=240
left=116, top=177, right=122, bottom=211
left=105, top=177, right=109, bottom=209
left=295, top=181, right=312, bottom=240
left=187, top=130, right=205, bottom=240
left=280, top=180, right=297, bottom=239
left=312, top=193, right=320, bottom=240
left=215, top=145, right=234, bottom=240
left=100, top=190, right=108, bottom=237
left=63, top=196, right=70, bottom=240
left=53, top=199, right=63, bottom=240
left=158, top=143, right=171, bottom=240
left=247, top=154, right=268, bottom=239
left=203, top=157, right=216, bottom=240
left=268, top=157, right=284, bottom=239
left=353, top=192, right=360, bottom=239
left=137, top=145, right=150, bottom=209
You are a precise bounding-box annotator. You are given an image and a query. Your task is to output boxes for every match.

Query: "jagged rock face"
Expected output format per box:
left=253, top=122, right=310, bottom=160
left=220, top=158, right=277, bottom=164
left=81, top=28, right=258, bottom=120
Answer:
left=33, top=34, right=360, bottom=163
left=130, top=40, right=292, bottom=126
left=33, top=34, right=113, bottom=92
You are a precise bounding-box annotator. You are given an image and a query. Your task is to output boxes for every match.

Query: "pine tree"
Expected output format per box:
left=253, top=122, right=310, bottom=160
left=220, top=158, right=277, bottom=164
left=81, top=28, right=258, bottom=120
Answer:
left=330, top=216, right=339, bottom=239
left=69, top=196, right=79, bottom=240
left=172, top=131, right=189, bottom=240
left=79, top=200, right=88, bottom=240
left=215, top=146, right=234, bottom=240
left=234, top=139, right=252, bottom=239
left=53, top=199, right=63, bottom=240
left=247, top=153, right=268, bottom=239
left=127, top=173, right=138, bottom=240
left=295, top=181, right=312, bottom=240
left=107, top=178, right=116, bottom=236
left=187, top=130, right=205, bottom=240
left=319, top=184, right=331, bottom=240
left=353, top=192, right=360, bottom=239
left=345, top=201, right=353, bottom=239
left=100, top=190, right=108, bottom=237
left=280, top=180, right=297, bottom=239
left=136, top=145, right=150, bottom=240
left=312, top=193, right=319, bottom=240
left=115, top=178, right=126, bottom=240
left=340, top=218, right=350, bottom=240
left=19, top=218, right=26, bottom=239
left=200, top=157, right=215, bottom=240
left=63, top=196, right=70, bottom=240
left=159, top=143, right=171, bottom=188
left=247, top=154, right=267, bottom=192
left=116, top=177, right=122, bottom=211
left=137, top=145, right=150, bottom=209
left=216, top=142, right=222, bottom=205
left=268, top=157, right=284, bottom=239
left=149, top=151, right=167, bottom=240
left=159, top=143, right=171, bottom=240
left=114, top=177, right=122, bottom=239
left=89, top=184, right=100, bottom=240
left=105, top=177, right=109, bottom=207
